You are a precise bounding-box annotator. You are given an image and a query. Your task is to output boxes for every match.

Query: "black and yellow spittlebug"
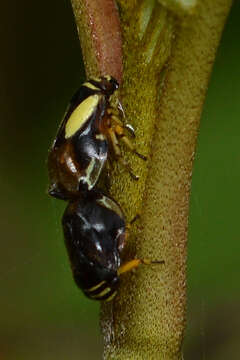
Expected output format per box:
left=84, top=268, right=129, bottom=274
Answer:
left=48, top=76, right=118, bottom=200
left=62, top=190, right=164, bottom=301
left=48, top=75, right=146, bottom=201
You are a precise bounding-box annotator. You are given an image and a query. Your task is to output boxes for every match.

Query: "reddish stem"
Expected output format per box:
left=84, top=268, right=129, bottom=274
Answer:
left=72, top=0, right=123, bottom=83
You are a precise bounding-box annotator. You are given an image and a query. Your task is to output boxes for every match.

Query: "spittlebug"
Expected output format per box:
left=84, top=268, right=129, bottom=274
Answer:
left=62, top=190, right=163, bottom=301
left=48, top=75, right=146, bottom=201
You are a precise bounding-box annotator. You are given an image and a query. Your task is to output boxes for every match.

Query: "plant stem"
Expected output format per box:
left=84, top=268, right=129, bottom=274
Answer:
left=71, top=0, right=232, bottom=358
left=71, top=0, right=123, bottom=82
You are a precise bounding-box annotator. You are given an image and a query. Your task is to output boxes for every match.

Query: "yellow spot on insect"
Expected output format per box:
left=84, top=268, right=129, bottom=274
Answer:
left=83, top=82, right=99, bottom=91
left=85, top=280, right=106, bottom=293
left=79, top=158, right=98, bottom=189
left=91, top=77, right=101, bottom=82
left=95, top=134, right=105, bottom=141
left=91, top=287, right=112, bottom=299
left=105, top=291, right=117, bottom=302
left=104, top=75, right=111, bottom=81
left=97, top=195, right=124, bottom=219
left=65, top=94, right=101, bottom=139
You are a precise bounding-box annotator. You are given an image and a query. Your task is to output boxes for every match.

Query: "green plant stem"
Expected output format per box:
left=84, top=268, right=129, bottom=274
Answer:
left=71, top=0, right=232, bottom=358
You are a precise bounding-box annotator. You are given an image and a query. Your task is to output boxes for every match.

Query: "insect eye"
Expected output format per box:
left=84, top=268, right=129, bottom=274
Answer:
left=110, top=77, right=119, bottom=89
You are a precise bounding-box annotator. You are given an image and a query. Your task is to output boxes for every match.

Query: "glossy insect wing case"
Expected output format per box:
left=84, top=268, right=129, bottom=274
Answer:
left=48, top=77, right=119, bottom=200
left=62, top=191, right=126, bottom=301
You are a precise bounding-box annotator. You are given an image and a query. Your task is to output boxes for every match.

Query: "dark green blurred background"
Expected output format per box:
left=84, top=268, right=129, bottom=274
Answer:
left=0, top=1, right=239, bottom=359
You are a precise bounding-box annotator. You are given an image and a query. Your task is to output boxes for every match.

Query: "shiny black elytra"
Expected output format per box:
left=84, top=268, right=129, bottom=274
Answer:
left=62, top=190, right=163, bottom=301
left=62, top=190, right=125, bottom=301
left=48, top=76, right=119, bottom=200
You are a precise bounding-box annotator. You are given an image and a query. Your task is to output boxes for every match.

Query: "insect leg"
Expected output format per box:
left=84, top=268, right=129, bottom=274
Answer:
left=117, top=258, right=165, bottom=276
left=107, top=127, right=139, bottom=180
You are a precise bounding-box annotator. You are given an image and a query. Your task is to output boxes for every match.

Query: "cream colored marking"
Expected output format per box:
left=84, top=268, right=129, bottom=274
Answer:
left=65, top=94, right=100, bottom=138
left=80, top=150, right=107, bottom=190
left=97, top=196, right=124, bottom=219
left=91, top=77, right=101, bottom=82
left=91, top=287, right=111, bottom=299
left=95, top=133, right=105, bottom=141
left=66, top=157, right=78, bottom=174
left=79, top=157, right=96, bottom=189
left=91, top=75, right=111, bottom=83
left=83, top=82, right=99, bottom=91
left=105, top=291, right=117, bottom=302
left=85, top=280, right=106, bottom=293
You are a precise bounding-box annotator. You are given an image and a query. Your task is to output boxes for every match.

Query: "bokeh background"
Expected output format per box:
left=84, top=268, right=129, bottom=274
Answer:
left=0, top=1, right=239, bottom=359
